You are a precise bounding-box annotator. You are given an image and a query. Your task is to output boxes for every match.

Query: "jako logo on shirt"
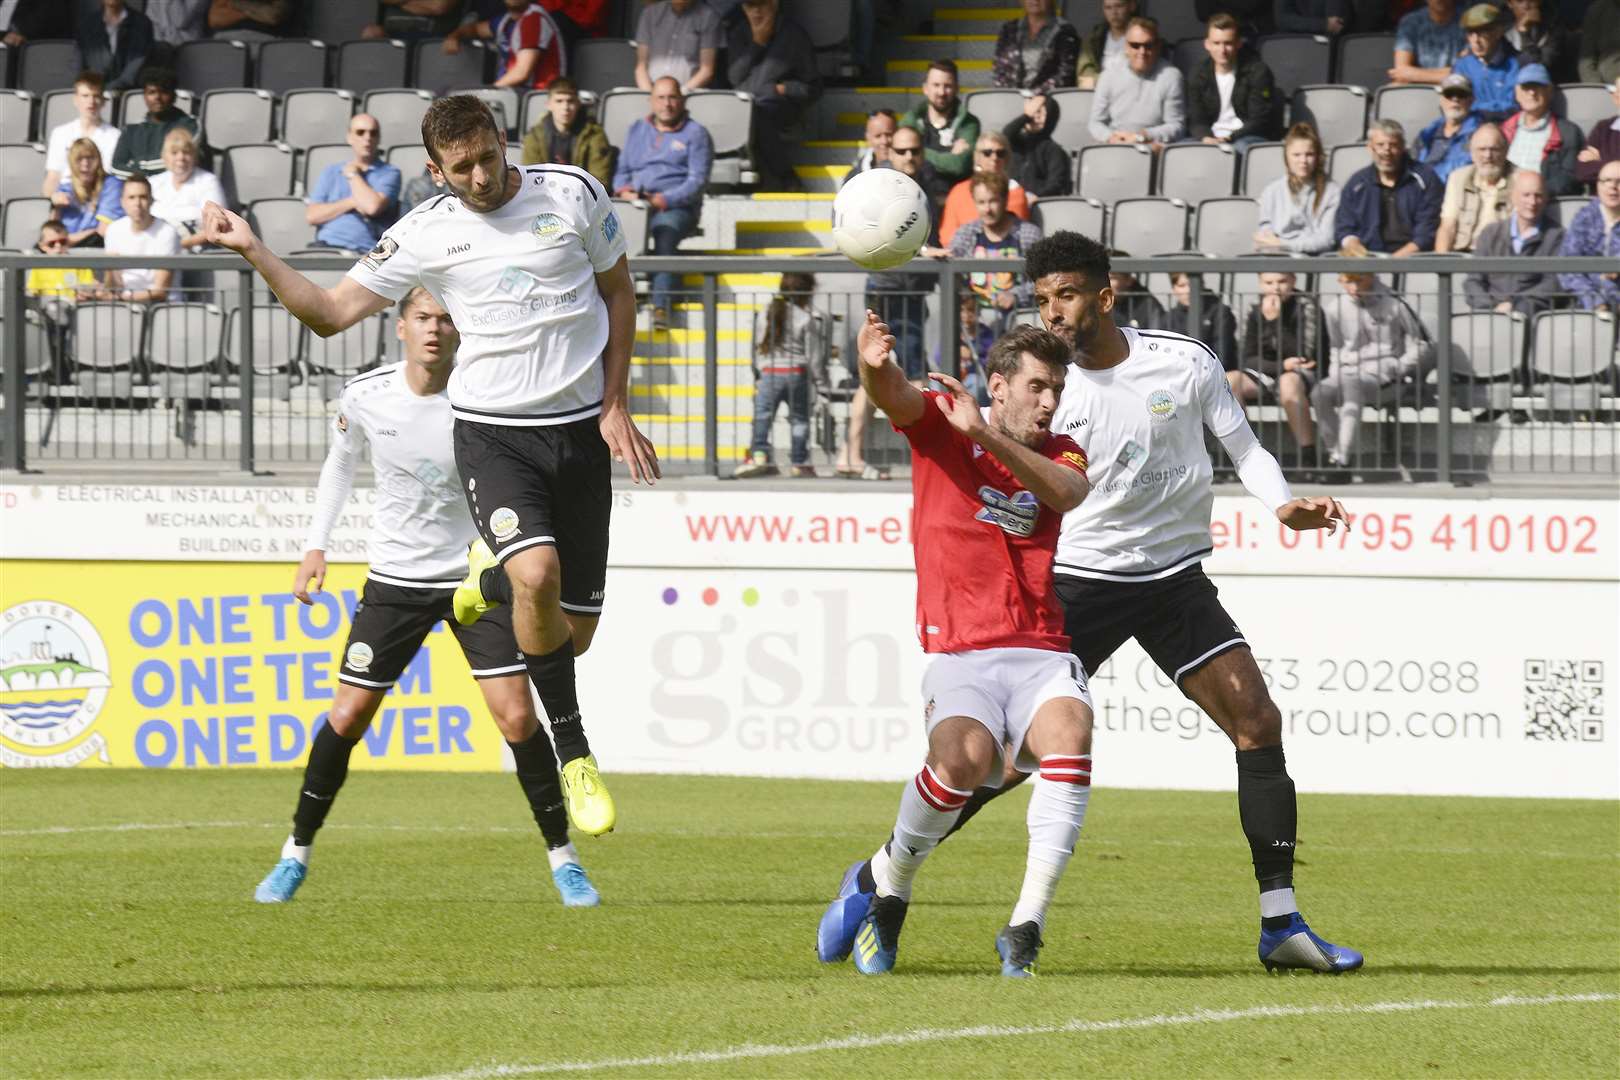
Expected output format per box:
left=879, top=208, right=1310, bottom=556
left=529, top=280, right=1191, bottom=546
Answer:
left=489, top=506, right=521, bottom=541
left=532, top=213, right=566, bottom=242
left=1147, top=389, right=1177, bottom=422
left=974, top=486, right=1039, bottom=537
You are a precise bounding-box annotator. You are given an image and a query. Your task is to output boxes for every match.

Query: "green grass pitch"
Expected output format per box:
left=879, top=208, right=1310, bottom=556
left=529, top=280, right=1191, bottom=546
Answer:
left=3, top=769, right=1617, bottom=1078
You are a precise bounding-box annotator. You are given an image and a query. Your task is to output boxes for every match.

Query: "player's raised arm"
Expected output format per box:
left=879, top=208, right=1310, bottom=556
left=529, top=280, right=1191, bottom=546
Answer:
left=199, top=201, right=391, bottom=337
left=856, top=310, right=926, bottom=427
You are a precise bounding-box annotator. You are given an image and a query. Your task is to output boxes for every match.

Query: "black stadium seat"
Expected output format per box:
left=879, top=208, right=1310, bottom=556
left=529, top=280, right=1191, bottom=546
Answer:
left=178, top=40, right=252, bottom=95
left=336, top=40, right=408, bottom=96
left=256, top=39, right=331, bottom=94
left=17, top=40, right=77, bottom=97
left=412, top=38, right=491, bottom=96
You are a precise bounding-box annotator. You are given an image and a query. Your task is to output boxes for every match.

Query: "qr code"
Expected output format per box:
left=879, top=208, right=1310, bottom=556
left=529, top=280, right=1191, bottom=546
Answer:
left=1523, top=660, right=1605, bottom=742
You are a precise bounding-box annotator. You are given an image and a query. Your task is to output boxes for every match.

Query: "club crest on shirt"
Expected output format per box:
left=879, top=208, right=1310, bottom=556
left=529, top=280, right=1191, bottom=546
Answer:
left=345, top=641, right=374, bottom=673
left=489, top=506, right=521, bottom=542
left=1146, top=389, right=1177, bottom=422
left=974, top=486, right=1039, bottom=537
left=360, top=235, right=397, bottom=271
left=532, top=212, right=566, bottom=243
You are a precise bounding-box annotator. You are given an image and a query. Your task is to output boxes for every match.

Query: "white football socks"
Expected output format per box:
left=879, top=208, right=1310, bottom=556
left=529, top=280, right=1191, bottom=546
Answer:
left=1260, top=887, right=1298, bottom=919
left=872, top=765, right=971, bottom=901
left=281, top=834, right=311, bottom=866
left=547, top=841, right=581, bottom=871
left=1009, top=756, right=1092, bottom=931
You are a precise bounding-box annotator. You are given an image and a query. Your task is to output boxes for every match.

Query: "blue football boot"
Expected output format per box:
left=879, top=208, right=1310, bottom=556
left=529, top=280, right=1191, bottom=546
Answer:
left=1259, top=913, right=1364, bottom=973
left=551, top=862, right=601, bottom=908
left=816, top=860, right=873, bottom=963
left=852, top=894, right=908, bottom=975
left=254, top=858, right=307, bottom=903
left=995, top=921, right=1043, bottom=978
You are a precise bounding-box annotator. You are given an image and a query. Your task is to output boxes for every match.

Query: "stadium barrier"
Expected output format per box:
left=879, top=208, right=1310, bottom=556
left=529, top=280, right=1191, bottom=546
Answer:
left=3, top=253, right=1617, bottom=480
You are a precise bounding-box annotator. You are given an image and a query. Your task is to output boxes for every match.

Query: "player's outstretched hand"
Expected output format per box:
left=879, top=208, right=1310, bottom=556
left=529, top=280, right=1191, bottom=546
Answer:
left=1277, top=496, right=1350, bottom=534
left=293, top=550, right=326, bottom=605
left=199, top=201, right=257, bottom=254
left=600, top=404, right=662, bottom=485
left=857, top=309, right=896, bottom=370
left=926, top=371, right=987, bottom=437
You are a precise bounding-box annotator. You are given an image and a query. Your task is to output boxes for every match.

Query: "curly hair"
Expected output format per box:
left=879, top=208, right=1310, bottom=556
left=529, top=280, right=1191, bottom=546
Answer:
left=1024, top=230, right=1111, bottom=290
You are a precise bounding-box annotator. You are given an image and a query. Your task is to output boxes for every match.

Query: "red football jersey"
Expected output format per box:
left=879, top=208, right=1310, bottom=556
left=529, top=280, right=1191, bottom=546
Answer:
left=496, top=4, right=567, bottom=90
left=900, top=391, right=1087, bottom=655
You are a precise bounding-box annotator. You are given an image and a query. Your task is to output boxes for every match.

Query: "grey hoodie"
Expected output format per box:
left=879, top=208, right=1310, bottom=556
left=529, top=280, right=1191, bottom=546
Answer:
left=1322, top=281, right=1432, bottom=384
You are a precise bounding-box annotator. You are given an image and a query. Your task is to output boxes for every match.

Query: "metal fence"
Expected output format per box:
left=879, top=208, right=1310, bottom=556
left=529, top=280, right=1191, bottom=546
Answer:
left=3, top=252, right=1617, bottom=481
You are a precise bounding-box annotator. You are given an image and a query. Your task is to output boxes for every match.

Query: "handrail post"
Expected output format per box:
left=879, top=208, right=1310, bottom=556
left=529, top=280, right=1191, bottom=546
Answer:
left=237, top=269, right=255, bottom=474
left=1436, top=272, right=1452, bottom=484
left=939, top=261, right=958, bottom=394
left=3, top=261, right=25, bottom=471
left=702, top=271, right=719, bottom=477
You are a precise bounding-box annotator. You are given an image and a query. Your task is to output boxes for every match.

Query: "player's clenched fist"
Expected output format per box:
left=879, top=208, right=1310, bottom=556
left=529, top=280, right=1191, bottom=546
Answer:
left=857, top=309, right=897, bottom=370
left=199, top=201, right=257, bottom=253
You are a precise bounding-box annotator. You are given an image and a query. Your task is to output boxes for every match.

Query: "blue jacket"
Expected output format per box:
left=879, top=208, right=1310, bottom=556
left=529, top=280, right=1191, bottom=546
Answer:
left=1414, top=111, right=1483, bottom=182
left=1334, top=159, right=1445, bottom=252
left=1451, top=47, right=1520, bottom=121
left=612, top=115, right=713, bottom=210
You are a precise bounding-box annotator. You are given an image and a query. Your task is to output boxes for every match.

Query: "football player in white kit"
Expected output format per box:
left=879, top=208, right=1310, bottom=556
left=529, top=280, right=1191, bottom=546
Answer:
left=202, top=96, right=659, bottom=841
left=939, top=232, right=1364, bottom=974
left=254, top=288, right=600, bottom=909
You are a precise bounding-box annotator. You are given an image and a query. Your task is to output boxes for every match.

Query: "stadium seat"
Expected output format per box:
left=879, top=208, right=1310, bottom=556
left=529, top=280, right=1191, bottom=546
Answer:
left=178, top=40, right=252, bottom=95
left=1240, top=141, right=1285, bottom=196
left=1152, top=6, right=1207, bottom=46
left=1398, top=256, right=1465, bottom=339
left=1169, top=37, right=1205, bottom=79
left=1194, top=196, right=1259, bottom=257
left=146, top=302, right=224, bottom=400
left=1547, top=195, right=1589, bottom=227
left=0, top=42, right=11, bottom=91
left=412, top=38, right=491, bottom=95
left=280, top=89, right=355, bottom=147
left=1157, top=142, right=1236, bottom=200
left=0, top=90, right=31, bottom=143
left=596, top=89, right=647, bottom=149
left=1334, top=32, right=1395, bottom=89
left=0, top=143, right=47, bottom=201
left=39, top=88, right=76, bottom=141
left=2, top=196, right=51, bottom=250
left=796, top=0, right=854, bottom=77
left=1008, top=308, right=1041, bottom=329
left=199, top=89, right=275, bottom=152
left=386, top=142, right=430, bottom=181
left=1446, top=310, right=1527, bottom=411
left=1328, top=141, right=1371, bottom=185
left=120, top=87, right=195, bottom=127
left=305, top=312, right=385, bottom=378
left=337, top=40, right=408, bottom=96
left=256, top=39, right=331, bottom=94
left=1258, top=33, right=1332, bottom=98
left=223, top=305, right=304, bottom=399
left=1076, top=143, right=1154, bottom=205
left=572, top=39, right=639, bottom=98
left=363, top=89, right=434, bottom=146
left=685, top=90, right=754, bottom=185
left=300, top=143, right=351, bottom=194
left=17, top=40, right=77, bottom=97
left=1557, top=84, right=1613, bottom=138
left=1291, top=85, right=1368, bottom=148
left=1109, top=197, right=1190, bottom=254
left=460, top=87, right=519, bottom=137
left=71, top=301, right=146, bottom=400
left=611, top=197, right=649, bottom=255
left=247, top=197, right=315, bottom=255
left=0, top=309, right=57, bottom=384
left=1530, top=310, right=1618, bottom=412
left=1031, top=195, right=1106, bottom=239
left=964, top=89, right=1026, bottom=137
left=1045, top=87, right=1094, bottom=148
left=1374, top=84, right=1437, bottom=144
left=222, top=143, right=295, bottom=206
left=307, top=4, right=378, bottom=44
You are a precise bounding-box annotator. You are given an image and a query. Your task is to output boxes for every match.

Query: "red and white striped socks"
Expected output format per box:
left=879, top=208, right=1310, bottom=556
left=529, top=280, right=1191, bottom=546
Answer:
left=1010, top=754, right=1093, bottom=931
left=871, top=764, right=972, bottom=901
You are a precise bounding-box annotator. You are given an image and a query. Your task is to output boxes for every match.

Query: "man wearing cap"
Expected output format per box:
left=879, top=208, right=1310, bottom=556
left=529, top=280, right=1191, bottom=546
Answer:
left=1416, top=73, right=1486, bottom=181
left=1451, top=5, right=1520, bottom=121
left=1502, top=63, right=1586, bottom=196
left=1436, top=123, right=1513, bottom=252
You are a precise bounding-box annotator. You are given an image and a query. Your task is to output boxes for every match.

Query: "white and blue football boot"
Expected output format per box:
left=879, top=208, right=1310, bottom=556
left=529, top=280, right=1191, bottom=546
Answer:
left=1259, top=913, right=1364, bottom=973
left=551, top=862, right=601, bottom=908
left=852, top=894, right=908, bottom=975
left=816, top=860, right=873, bottom=963
left=254, top=858, right=307, bottom=903
left=995, top=921, right=1043, bottom=978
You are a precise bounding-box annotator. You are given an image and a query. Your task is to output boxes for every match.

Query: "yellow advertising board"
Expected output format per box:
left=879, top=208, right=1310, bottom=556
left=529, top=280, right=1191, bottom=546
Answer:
left=0, top=561, right=505, bottom=771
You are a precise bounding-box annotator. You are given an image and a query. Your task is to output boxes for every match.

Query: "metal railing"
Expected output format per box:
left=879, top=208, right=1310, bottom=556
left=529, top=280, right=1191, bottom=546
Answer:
left=2, top=252, right=1617, bottom=481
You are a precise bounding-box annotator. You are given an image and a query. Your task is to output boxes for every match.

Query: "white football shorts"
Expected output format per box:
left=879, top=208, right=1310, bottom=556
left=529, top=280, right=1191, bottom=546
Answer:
left=921, top=646, right=1092, bottom=774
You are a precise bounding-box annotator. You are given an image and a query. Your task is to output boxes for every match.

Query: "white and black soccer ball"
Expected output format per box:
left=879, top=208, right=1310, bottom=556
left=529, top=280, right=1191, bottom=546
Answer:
left=831, top=169, right=931, bottom=271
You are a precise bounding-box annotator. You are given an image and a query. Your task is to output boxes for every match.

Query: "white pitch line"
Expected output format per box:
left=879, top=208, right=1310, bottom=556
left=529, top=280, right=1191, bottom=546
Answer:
left=385, top=993, right=1620, bottom=1080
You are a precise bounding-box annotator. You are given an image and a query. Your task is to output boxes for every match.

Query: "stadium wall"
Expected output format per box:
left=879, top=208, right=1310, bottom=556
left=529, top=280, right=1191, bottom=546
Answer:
left=1, top=483, right=1615, bottom=799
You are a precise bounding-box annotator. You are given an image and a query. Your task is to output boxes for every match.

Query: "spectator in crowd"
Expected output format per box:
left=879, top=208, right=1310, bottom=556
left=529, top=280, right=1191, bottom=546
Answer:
left=1502, top=63, right=1585, bottom=195
left=1392, top=0, right=1466, bottom=85
left=950, top=291, right=997, bottom=405
left=992, top=0, right=1080, bottom=94
left=144, top=0, right=213, bottom=64
left=306, top=114, right=401, bottom=254
left=110, top=67, right=199, bottom=177
left=1313, top=272, right=1431, bottom=468
left=444, top=0, right=567, bottom=90
left=1075, top=0, right=1136, bottom=89
left=1503, top=0, right=1562, bottom=73
left=1451, top=4, right=1520, bottom=120
left=77, top=0, right=155, bottom=92
left=1255, top=122, right=1343, bottom=252
left=846, top=110, right=897, bottom=182
left=1, top=4, right=73, bottom=47
left=1574, top=82, right=1620, bottom=185
left=1231, top=269, right=1328, bottom=467
left=26, top=221, right=97, bottom=324
left=1336, top=119, right=1444, bottom=255
left=1165, top=271, right=1239, bottom=369
left=1465, top=168, right=1565, bottom=313
left=939, top=133, right=1031, bottom=245
left=207, top=0, right=300, bottom=40
left=946, top=172, right=1043, bottom=329
left=362, top=0, right=462, bottom=42
left=1004, top=93, right=1073, bottom=198
left=1436, top=122, right=1512, bottom=250
left=735, top=272, right=826, bottom=479
left=1186, top=12, right=1282, bottom=151
left=1107, top=255, right=1164, bottom=329
left=725, top=0, right=822, bottom=191
left=1414, top=73, right=1484, bottom=181
left=635, top=0, right=721, bottom=92
left=1557, top=160, right=1620, bottom=310
left=93, top=174, right=180, bottom=303
left=42, top=72, right=120, bottom=199
left=149, top=127, right=227, bottom=250
left=520, top=77, right=613, bottom=186
left=1578, top=0, right=1620, bottom=84
left=614, top=77, right=713, bottom=330
left=1089, top=16, right=1185, bottom=151
left=542, top=0, right=611, bottom=46
left=900, top=59, right=979, bottom=183
left=1274, top=0, right=1351, bottom=35
left=52, top=138, right=124, bottom=249
left=399, top=165, right=448, bottom=215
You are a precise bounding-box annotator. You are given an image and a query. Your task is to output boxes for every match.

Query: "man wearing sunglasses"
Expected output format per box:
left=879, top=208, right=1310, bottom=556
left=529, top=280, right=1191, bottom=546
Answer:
left=306, top=114, right=402, bottom=254
left=1087, top=15, right=1185, bottom=153
left=938, top=133, right=1032, bottom=245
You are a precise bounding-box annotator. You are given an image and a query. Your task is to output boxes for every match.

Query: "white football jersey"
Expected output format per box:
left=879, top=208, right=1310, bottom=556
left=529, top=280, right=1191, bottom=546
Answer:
left=1052, top=326, right=1249, bottom=581
left=346, top=164, right=628, bottom=426
left=324, top=364, right=476, bottom=586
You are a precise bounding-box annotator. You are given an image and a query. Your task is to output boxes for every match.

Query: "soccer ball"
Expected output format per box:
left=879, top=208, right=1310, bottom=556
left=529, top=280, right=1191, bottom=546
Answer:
left=832, top=169, right=931, bottom=270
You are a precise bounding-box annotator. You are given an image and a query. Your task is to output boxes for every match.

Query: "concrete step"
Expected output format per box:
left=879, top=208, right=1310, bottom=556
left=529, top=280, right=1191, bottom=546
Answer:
left=928, top=8, right=1020, bottom=36
left=890, top=34, right=998, bottom=60
left=886, top=57, right=994, bottom=87
left=794, top=163, right=851, bottom=191
left=794, top=139, right=864, bottom=166
left=734, top=219, right=834, bottom=249
left=810, top=88, right=919, bottom=138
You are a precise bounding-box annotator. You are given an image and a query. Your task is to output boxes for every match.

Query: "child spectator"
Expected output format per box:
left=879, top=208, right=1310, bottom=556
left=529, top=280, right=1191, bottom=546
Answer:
left=520, top=77, right=613, bottom=186
left=1164, top=271, right=1238, bottom=371
left=735, top=273, right=827, bottom=479
left=1254, top=123, right=1342, bottom=253
left=1232, top=270, right=1328, bottom=467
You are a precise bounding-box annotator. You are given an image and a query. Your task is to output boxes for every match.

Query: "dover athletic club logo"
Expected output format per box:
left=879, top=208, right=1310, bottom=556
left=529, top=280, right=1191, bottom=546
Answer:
left=0, top=602, right=113, bottom=767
